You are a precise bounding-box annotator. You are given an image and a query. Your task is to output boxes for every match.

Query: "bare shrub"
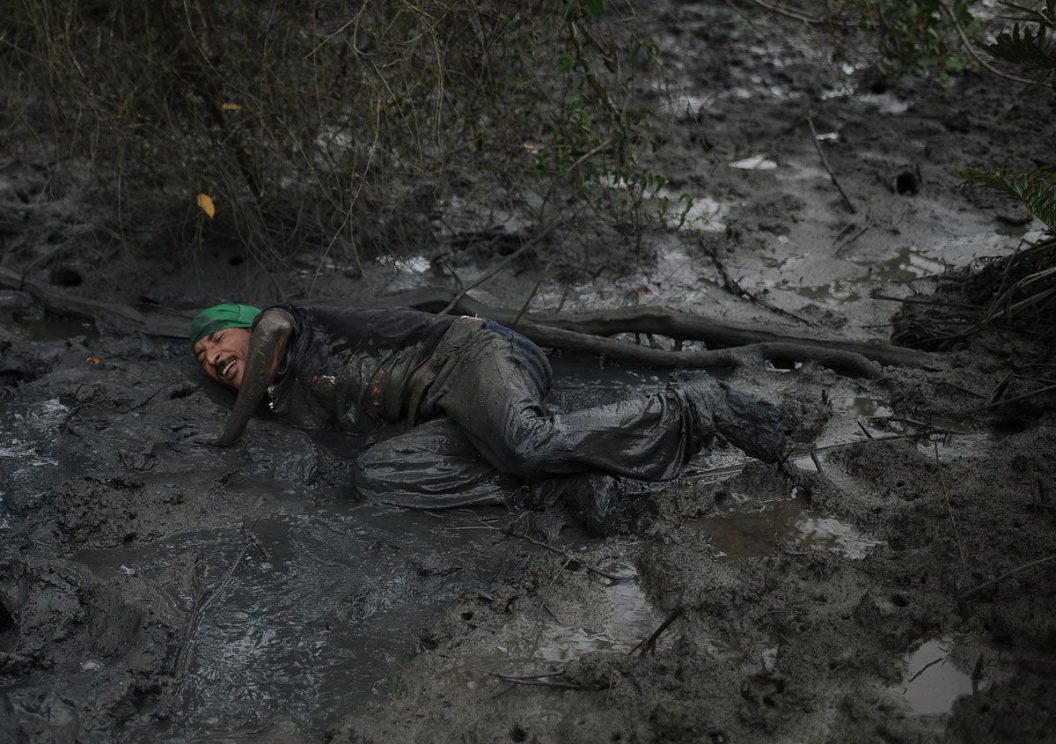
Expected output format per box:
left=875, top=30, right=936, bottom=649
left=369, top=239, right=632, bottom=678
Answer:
left=2, top=1, right=664, bottom=270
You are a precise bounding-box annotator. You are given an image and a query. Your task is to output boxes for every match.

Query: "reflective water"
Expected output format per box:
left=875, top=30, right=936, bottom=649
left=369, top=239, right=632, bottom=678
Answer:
left=529, top=564, right=661, bottom=663
left=15, top=312, right=98, bottom=340
left=75, top=505, right=514, bottom=740
left=691, top=496, right=880, bottom=559
left=897, top=638, right=976, bottom=716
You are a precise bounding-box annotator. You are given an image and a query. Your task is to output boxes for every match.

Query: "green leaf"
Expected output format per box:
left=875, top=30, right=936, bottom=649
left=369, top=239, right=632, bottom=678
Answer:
left=959, top=168, right=1056, bottom=231
left=585, top=0, right=604, bottom=17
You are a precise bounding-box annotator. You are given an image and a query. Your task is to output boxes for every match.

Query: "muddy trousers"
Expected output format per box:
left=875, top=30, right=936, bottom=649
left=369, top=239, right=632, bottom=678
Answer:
left=352, top=321, right=715, bottom=510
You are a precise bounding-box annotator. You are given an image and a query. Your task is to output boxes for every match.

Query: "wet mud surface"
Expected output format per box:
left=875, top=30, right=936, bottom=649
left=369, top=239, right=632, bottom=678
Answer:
left=4, top=1, right=1056, bottom=742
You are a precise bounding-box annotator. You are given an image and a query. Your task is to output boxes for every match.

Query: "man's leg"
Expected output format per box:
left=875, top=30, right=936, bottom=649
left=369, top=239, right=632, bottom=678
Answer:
left=431, top=327, right=784, bottom=482
left=353, top=417, right=524, bottom=509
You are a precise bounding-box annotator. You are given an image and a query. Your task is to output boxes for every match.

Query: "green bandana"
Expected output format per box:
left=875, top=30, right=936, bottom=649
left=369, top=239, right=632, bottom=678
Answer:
left=188, top=303, right=261, bottom=345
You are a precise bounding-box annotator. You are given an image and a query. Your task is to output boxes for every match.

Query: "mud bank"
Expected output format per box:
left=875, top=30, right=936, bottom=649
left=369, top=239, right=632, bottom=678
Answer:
left=3, top=0, right=1056, bottom=742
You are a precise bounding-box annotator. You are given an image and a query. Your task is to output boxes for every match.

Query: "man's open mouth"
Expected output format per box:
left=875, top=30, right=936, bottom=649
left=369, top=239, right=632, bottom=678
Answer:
left=220, top=358, right=237, bottom=381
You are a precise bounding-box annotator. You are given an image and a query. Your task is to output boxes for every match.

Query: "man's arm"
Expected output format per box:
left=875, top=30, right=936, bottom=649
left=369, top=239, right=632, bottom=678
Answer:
left=213, top=308, right=294, bottom=446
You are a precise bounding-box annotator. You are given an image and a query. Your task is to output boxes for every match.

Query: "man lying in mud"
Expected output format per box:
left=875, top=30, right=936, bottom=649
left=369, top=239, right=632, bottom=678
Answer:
left=189, top=303, right=785, bottom=513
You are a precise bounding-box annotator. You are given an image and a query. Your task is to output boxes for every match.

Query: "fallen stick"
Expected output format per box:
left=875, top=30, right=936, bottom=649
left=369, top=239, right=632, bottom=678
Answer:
left=807, top=116, right=856, bottom=214
left=960, top=554, right=1056, bottom=600
left=478, top=519, right=627, bottom=583
left=933, top=442, right=969, bottom=585
left=631, top=605, right=684, bottom=656
left=494, top=675, right=589, bottom=691
left=705, top=242, right=815, bottom=326
left=0, top=266, right=190, bottom=338
left=350, top=289, right=936, bottom=374
left=955, top=382, right=1056, bottom=416
left=440, top=220, right=563, bottom=315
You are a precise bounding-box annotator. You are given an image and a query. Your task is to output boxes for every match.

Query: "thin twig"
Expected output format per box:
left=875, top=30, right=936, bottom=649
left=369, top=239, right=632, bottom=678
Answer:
left=870, top=293, right=983, bottom=311
left=174, top=540, right=251, bottom=678
left=514, top=260, right=552, bottom=325
left=807, top=116, right=856, bottom=214
left=631, top=606, right=684, bottom=656
left=955, top=382, right=1056, bottom=416
left=742, top=0, right=837, bottom=24
left=833, top=220, right=872, bottom=256
left=494, top=675, right=587, bottom=690
left=704, top=241, right=816, bottom=326
left=477, top=520, right=626, bottom=583
left=934, top=443, right=969, bottom=586
left=440, top=221, right=563, bottom=316
left=960, top=554, right=1056, bottom=600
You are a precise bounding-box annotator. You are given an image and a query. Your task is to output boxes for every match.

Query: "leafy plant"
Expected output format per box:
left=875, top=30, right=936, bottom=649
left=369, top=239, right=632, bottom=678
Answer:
left=958, top=169, right=1056, bottom=231
left=840, top=0, right=976, bottom=75
left=960, top=1, right=1056, bottom=231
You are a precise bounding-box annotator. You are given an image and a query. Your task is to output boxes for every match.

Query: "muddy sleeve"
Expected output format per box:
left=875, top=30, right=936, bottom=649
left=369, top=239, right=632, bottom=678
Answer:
left=213, top=309, right=295, bottom=446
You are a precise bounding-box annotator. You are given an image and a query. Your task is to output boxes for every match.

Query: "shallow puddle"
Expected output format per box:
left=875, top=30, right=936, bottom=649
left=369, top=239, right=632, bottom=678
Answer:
left=862, top=245, right=947, bottom=282
left=832, top=395, right=893, bottom=419
left=15, top=311, right=98, bottom=340
left=70, top=505, right=516, bottom=740
left=896, top=638, right=976, bottom=716
left=692, top=497, right=880, bottom=559
left=512, top=564, right=662, bottom=664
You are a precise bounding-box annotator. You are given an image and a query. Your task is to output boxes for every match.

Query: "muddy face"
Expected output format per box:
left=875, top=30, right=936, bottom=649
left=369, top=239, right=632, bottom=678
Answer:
left=193, top=327, right=251, bottom=389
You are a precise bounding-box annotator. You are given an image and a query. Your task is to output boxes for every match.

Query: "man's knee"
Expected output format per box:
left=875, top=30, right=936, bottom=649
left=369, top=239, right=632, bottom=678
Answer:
left=489, top=433, right=552, bottom=478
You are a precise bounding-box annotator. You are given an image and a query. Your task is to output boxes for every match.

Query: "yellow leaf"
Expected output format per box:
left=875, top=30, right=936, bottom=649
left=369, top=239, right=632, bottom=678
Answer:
left=196, top=193, right=216, bottom=219
left=85, top=355, right=103, bottom=366
left=221, top=102, right=241, bottom=111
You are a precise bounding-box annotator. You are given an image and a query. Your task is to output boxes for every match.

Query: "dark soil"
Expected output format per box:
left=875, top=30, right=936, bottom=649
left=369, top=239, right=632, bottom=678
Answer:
left=2, top=2, right=1056, bottom=743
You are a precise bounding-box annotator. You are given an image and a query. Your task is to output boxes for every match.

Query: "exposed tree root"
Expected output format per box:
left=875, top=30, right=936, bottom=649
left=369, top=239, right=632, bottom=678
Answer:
left=0, top=267, right=188, bottom=338
left=353, top=288, right=939, bottom=377
left=2, top=269, right=939, bottom=378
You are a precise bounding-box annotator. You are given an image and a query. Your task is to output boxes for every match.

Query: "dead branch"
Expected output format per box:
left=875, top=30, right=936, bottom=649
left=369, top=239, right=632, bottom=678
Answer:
left=807, top=116, right=856, bottom=214
left=494, top=674, right=593, bottom=691
left=631, top=605, right=684, bottom=656
left=477, top=519, right=627, bottom=583
left=933, top=442, right=969, bottom=586
left=705, top=241, right=816, bottom=326
left=955, top=382, right=1056, bottom=416
left=960, top=554, right=1056, bottom=600
left=440, top=220, right=564, bottom=315
left=0, top=266, right=189, bottom=338
left=355, top=289, right=936, bottom=375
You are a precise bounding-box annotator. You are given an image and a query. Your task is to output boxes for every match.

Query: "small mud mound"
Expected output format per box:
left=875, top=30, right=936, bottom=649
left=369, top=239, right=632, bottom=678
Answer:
left=54, top=476, right=247, bottom=549
left=0, top=555, right=180, bottom=742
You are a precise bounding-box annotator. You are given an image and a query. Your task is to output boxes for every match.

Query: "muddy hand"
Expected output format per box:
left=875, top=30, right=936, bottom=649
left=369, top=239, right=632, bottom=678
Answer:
left=215, top=309, right=293, bottom=446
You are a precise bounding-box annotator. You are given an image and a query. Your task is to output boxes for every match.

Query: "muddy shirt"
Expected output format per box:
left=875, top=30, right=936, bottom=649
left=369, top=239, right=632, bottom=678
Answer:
left=259, top=304, right=457, bottom=431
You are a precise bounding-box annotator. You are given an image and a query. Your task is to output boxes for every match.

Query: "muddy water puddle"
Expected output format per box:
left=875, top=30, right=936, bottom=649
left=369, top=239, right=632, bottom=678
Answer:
left=692, top=495, right=880, bottom=559
left=892, top=637, right=981, bottom=719
left=12, top=311, right=98, bottom=340
left=528, top=564, right=660, bottom=663
left=454, top=562, right=663, bottom=688
left=71, top=504, right=514, bottom=740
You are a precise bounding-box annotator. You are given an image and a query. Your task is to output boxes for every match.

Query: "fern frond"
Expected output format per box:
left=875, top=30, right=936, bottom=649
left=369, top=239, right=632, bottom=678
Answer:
left=958, top=169, right=1056, bottom=231
left=987, top=23, right=1056, bottom=71
left=999, top=1, right=1056, bottom=29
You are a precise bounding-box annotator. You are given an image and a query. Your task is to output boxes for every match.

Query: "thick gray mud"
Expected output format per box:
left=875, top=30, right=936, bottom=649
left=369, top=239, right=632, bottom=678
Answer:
left=3, top=1, right=1056, bottom=742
